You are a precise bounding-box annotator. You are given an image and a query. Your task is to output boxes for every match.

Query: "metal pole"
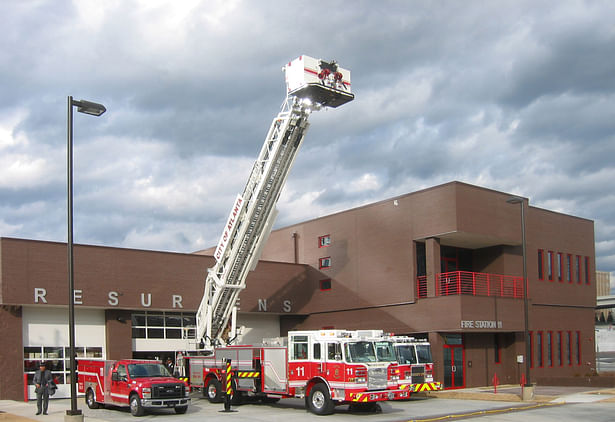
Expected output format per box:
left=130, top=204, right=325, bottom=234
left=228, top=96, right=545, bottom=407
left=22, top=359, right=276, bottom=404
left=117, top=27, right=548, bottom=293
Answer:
left=67, top=96, right=81, bottom=417
left=520, top=201, right=531, bottom=386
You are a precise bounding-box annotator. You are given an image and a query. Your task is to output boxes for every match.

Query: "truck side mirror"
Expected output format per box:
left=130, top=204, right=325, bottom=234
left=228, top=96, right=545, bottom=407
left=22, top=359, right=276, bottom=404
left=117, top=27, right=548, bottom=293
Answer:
left=111, top=372, right=119, bottom=382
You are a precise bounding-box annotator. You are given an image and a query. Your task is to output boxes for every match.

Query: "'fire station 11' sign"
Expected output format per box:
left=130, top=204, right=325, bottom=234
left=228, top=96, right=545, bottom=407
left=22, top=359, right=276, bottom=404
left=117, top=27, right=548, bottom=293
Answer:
left=460, top=320, right=503, bottom=329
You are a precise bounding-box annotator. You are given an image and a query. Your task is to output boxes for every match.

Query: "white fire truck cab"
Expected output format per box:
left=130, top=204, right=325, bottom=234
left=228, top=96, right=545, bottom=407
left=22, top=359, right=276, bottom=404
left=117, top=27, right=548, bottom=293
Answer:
left=188, top=330, right=411, bottom=415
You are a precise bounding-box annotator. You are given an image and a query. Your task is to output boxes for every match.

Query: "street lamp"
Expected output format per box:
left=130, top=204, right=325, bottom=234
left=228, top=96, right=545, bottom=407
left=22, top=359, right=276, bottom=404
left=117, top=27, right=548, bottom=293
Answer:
left=67, top=96, right=106, bottom=419
left=506, top=196, right=531, bottom=389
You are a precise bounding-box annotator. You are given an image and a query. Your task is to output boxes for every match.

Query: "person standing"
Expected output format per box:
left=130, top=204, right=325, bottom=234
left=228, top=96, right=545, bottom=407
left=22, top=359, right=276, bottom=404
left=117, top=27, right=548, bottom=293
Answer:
left=33, top=362, right=53, bottom=415
left=165, top=357, right=175, bottom=375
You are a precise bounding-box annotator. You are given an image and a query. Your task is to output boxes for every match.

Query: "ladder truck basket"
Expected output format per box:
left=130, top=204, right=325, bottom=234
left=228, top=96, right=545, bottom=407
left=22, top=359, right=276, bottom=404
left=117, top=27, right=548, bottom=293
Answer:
left=284, top=55, right=354, bottom=108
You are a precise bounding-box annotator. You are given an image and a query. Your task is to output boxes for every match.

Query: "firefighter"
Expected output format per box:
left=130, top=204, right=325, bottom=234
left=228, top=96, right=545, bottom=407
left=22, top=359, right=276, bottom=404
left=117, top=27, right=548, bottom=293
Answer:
left=33, top=362, right=53, bottom=415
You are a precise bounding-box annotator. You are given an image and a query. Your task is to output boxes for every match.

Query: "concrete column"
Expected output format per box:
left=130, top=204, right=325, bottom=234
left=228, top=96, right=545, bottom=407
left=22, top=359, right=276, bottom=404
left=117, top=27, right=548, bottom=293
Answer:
left=425, top=238, right=441, bottom=297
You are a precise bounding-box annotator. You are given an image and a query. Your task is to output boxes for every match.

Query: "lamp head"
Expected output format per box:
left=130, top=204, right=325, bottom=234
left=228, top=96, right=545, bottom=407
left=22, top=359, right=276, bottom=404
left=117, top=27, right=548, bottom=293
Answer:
left=72, top=99, right=106, bottom=116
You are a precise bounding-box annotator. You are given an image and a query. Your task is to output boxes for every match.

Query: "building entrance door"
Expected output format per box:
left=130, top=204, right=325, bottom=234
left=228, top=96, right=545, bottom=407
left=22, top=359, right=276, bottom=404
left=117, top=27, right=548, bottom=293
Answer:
left=443, top=344, right=465, bottom=389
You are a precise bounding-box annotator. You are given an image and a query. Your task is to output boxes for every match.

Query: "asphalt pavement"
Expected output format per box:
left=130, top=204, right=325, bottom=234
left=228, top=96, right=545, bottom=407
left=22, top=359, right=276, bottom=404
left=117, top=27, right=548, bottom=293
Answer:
left=1, top=386, right=615, bottom=422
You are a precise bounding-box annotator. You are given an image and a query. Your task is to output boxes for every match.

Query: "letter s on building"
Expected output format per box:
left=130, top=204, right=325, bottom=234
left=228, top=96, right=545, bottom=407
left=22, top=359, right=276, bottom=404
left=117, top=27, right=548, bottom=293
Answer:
left=108, top=291, right=119, bottom=306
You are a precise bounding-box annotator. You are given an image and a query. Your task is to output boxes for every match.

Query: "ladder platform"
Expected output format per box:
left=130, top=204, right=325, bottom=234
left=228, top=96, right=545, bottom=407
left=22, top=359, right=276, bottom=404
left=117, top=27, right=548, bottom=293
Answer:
left=289, top=83, right=355, bottom=108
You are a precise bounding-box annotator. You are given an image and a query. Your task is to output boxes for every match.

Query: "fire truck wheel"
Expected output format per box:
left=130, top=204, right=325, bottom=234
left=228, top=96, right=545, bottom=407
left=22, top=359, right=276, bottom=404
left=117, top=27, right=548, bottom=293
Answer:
left=204, top=378, right=223, bottom=403
left=174, top=405, right=188, bottom=414
left=307, top=383, right=334, bottom=415
left=85, top=388, right=100, bottom=409
left=129, top=393, right=145, bottom=417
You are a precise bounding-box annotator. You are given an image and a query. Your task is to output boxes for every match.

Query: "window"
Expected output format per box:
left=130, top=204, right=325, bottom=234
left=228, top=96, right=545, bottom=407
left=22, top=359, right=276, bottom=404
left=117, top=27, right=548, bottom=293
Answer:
left=576, top=256, right=581, bottom=284
left=131, top=311, right=196, bottom=339
left=585, top=257, right=590, bottom=285
left=313, top=343, right=321, bottom=360
left=537, top=331, right=544, bottom=367
left=291, top=335, right=308, bottom=360
left=319, top=257, right=331, bottom=269
left=529, top=331, right=534, bottom=369
left=547, top=331, right=553, bottom=367
left=319, top=279, right=332, bottom=291
left=566, top=254, right=572, bottom=283
left=24, top=346, right=103, bottom=386
left=567, top=331, right=572, bottom=366
left=537, top=250, right=544, bottom=280
left=327, top=343, right=342, bottom=361
left=547, top=251, right=554, bottom=281
left=494, top=335, right=501, bottom=364
left=557, top=253, right=563, bottom=282
left=576, top=331, right=581, bottom=366
left=318, top=235, right=331, bottom=248
left=557, top=331, right=562, bottom=367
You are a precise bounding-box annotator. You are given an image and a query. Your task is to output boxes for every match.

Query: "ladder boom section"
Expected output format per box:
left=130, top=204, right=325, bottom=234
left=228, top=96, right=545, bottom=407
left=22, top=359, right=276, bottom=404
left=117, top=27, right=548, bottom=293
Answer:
left=196, top=56, right=353, bottom=347
left=197, top=98, right=311, bottom=344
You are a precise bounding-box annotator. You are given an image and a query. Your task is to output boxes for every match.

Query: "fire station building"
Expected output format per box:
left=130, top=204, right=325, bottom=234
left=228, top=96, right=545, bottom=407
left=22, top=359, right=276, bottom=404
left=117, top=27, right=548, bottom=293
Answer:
left=0, top=182, right=597, bottom=400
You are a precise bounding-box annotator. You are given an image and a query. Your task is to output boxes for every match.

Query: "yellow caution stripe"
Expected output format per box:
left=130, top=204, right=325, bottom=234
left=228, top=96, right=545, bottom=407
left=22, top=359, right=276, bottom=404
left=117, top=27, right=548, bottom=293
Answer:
left=348, top=393, right=369, bottom=402
left=412, top=382, right=442, bottom=392
left=226, top=362, right=233, bottom=395
left=236, top=371, right=260, bottom=378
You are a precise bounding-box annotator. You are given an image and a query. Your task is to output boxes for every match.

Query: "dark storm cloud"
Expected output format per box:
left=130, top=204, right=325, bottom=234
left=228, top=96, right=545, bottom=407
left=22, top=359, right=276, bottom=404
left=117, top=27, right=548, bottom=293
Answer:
left=1, top=0, right=614, bottom=286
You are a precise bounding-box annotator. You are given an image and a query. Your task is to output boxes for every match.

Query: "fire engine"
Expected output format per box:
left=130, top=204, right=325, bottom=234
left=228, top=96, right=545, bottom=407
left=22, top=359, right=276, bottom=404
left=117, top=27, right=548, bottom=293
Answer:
left=188, top=330, right=412, bottom=415
left=185, top=56, right=434, bottom=414
left=389, top=336, right=441, bottom=393
left=78, top=359, right=190, bottom=416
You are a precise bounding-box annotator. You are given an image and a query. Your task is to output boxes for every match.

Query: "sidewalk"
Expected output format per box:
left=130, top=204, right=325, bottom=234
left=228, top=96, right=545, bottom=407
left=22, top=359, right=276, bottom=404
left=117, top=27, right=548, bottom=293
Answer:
left=0, top=399, right=107, bottom=422
left=427, top=384, right=615, bottom=403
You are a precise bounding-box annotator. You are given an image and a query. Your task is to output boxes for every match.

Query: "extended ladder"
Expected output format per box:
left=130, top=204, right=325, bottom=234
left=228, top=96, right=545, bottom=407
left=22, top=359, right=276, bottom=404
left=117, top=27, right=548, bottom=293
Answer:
left=196, top=56, right=354, bottom=347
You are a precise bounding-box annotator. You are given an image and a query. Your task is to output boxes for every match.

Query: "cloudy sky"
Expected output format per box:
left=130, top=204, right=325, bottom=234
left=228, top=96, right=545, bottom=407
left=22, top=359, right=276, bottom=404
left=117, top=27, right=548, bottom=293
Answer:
left=1, top=0, right=614, bottom=289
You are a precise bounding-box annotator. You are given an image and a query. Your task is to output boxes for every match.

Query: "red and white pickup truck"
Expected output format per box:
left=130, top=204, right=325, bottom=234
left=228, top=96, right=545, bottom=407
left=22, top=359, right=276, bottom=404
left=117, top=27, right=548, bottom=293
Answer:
left=78, top=359, right=190, bottom=416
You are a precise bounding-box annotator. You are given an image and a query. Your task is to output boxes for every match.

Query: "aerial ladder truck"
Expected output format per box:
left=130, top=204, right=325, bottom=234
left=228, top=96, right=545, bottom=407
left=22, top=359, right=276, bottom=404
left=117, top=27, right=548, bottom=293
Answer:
left=195, top=55, right=354, bottom=348
left=187, top=57, right=438, bottom=415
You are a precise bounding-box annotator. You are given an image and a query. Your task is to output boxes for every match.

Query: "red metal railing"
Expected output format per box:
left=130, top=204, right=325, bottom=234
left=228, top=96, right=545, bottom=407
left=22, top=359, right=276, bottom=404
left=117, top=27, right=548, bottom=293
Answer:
left=436, top=271, right=523, bottom=298
left=417, top=276, right=427, bottom=298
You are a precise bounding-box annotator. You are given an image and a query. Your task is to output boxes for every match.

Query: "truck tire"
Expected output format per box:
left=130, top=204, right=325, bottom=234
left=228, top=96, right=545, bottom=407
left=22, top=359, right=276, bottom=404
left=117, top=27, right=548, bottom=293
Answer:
left=85, top=388, right=100, bottom=409
left=174, top=405, right=188, bottom=414
left=129, top=393, right=145, bottom=417
left=204, top=378, right=223, bottom=403
left=307, top=383, right=335, bottom=415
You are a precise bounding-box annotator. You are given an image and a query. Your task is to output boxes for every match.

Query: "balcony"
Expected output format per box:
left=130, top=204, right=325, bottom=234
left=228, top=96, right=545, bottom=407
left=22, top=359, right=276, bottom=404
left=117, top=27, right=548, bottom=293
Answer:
left=417, top=271, right=524, bottom=299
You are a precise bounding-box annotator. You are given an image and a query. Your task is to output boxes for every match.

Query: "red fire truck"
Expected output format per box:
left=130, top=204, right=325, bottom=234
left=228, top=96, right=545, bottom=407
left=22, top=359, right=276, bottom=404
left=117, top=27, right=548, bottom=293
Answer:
left=78, top=359, right=190, bottom=416
left=188, top=330, right=414, bottom=415
left=389, top=336, right=441, bottom=393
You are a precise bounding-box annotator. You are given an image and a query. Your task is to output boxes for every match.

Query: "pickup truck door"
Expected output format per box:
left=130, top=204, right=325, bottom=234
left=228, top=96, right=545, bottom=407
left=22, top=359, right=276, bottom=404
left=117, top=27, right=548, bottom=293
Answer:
left=111, top=364, right=131, bottom=405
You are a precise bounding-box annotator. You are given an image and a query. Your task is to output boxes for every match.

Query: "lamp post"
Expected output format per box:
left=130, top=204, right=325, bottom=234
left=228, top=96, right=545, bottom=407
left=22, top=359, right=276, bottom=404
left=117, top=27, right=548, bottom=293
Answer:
left=506, top=196, right=530, bottom=389
left=67, top=97, right=106, bottom=419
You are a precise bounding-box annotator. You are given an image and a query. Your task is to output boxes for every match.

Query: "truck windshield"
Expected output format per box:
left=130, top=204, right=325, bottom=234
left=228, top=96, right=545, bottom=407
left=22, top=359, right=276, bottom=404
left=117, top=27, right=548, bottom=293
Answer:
left=127, top=363, right=171, bottom=378
left=395, top=345, right=417, bottom=364
left=416, top=345, right=433, bottom=363
left=374, top=341, right=397, bottom=362
left=344, top=341, right=377, bottom=363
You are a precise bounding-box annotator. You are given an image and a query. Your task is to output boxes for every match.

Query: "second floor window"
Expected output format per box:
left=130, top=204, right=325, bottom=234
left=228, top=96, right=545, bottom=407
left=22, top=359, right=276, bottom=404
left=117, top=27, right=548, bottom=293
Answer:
left=319, top=257, right=331, bottom=269
left=318, top=235, right=331, bottom=248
